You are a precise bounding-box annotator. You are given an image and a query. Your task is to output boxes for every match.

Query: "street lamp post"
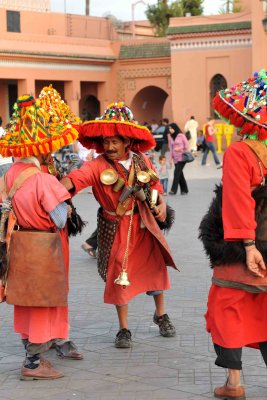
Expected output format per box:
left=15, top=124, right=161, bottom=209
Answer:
left=131, top=0, right=146, bottom=39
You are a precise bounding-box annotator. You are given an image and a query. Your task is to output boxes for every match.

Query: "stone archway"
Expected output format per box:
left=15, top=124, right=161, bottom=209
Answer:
left=210, top=74, right=227, bottom=118
left=130, top=86, right=169, bottom=126
left=79, top=95, right=100, bottom=121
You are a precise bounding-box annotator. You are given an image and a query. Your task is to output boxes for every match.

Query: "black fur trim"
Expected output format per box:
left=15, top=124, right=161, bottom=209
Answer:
left=198, top=184, right=267, bottom=267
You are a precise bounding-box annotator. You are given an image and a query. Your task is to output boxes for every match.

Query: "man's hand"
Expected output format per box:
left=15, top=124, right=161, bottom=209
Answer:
left=154, top=195, right=167, bottom=222
left=245, top=245, right=266, bottom=278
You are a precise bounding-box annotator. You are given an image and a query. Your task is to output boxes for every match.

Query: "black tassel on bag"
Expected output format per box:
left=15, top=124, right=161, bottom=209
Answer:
left=66, top=200, right=87, bottom=237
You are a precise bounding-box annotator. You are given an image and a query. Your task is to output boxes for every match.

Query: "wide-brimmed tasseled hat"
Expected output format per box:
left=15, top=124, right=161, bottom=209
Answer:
left=0, top=94, right=78, bottom=157
left=79, top=102, right=156, bottom=152
left=39, top=84, right=81, bottom=129
left=213, top=69, right=267, bottom=143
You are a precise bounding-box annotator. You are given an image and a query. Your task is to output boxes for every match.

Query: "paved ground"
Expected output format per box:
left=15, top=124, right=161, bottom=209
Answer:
left=1, top=152, right=267, bottom=399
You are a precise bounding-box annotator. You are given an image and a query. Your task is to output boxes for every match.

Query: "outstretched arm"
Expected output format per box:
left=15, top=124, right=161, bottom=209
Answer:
left=60, top=176, right=74, bottom=192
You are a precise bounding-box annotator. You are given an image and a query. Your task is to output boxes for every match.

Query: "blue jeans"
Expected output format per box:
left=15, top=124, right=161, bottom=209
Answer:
left=201, top=142, right=220, bottom=165
left=160, top=178, right=168, bottom=194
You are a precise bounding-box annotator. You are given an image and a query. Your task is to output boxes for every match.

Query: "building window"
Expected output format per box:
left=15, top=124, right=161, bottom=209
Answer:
left=7, top=10, right=21, bottom=33
left=210, top=74, right=227, bottom=118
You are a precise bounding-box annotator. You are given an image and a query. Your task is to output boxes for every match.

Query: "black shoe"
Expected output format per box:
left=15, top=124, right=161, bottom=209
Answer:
left=153, top=312, right=176, bottom=337
left=115, top=329, right=132, bottom=348
left=168, top=191, right=176, bottom=195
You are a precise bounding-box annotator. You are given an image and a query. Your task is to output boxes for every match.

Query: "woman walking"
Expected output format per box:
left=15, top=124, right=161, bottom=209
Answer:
left=168, top=123, right=189, bottom=195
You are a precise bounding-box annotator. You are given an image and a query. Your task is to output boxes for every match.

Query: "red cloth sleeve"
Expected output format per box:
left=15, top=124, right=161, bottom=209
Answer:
left=222, top=142, right=257, bottom=241
left=38, top=174, right=71, bottom=213
left=67, top=160, right=97, bottom=195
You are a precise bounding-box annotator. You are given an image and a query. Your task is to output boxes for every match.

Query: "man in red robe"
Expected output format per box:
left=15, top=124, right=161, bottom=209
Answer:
left=0, top=94, right=82, bottom=380
left=199, top=69, right=267, bottom=399
left=61, top=102, right=177, bottom=348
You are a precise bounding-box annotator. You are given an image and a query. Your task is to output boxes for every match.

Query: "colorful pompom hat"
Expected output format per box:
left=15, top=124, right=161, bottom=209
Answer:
left=39, top=84, right=81, bottom=129
left=0, top=94, right=78, bottom=158
left=213, top=69, right=267, bottom=143
left=79, top=102, right=156, bottom=153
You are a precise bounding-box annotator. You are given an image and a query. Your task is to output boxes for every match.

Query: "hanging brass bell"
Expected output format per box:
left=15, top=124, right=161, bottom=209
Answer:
left=114, top=271, right=131, bottom=288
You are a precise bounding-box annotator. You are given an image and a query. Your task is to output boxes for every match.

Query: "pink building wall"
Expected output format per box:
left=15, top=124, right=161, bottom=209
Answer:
left=0, top=0, right=266, bottom=137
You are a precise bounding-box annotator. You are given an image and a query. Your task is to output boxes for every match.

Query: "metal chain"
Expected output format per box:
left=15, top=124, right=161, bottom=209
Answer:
left=121, top=198, right=135, bottom=272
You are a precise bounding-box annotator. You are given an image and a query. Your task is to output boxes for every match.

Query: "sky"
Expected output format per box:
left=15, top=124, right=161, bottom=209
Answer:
left=51, top=0, right=223, bottom=21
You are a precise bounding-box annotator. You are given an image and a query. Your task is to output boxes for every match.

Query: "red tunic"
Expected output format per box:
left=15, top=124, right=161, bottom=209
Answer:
left=68, top=154, right=177, bottom=305
left=205, top=141, right=267, bottom=348
left=6, top=162, right=71, bottom=343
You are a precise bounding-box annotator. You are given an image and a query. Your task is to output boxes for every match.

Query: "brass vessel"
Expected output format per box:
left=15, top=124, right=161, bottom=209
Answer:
left=147, top=168, right=159, bottom=182
left=136, top=170, right=150, bottom=183
left=100, top=168, right=118, bottom=185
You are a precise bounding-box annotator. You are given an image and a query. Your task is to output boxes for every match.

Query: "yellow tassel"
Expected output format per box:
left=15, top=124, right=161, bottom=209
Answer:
left=44, top=143, right=50, bottom=153
left=39, top=144, right=45, bottom=155
left=32, top=145, right=39, bottom=156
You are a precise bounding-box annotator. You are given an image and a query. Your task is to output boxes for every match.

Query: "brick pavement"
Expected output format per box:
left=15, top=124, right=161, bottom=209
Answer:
left=1, top=153, right=267, bottom=399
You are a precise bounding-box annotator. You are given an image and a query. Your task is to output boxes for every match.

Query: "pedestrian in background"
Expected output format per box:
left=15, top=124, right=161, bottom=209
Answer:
left=201, top=118, right=222, bottom=168
left=168, top=123, right=189, bottom=196
left=156, top=155, right=171, bottom=195
left=161, top=118, right=170, bottom=156
left=184, top=115, right=199, bottom=153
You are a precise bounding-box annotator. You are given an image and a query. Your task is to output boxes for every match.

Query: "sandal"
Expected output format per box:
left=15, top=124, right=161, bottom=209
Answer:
left=81, top=243, right=97, bottom=258
left=54, top=340, right=83, bottom=360
left=87, top=248, right=97, bottom=258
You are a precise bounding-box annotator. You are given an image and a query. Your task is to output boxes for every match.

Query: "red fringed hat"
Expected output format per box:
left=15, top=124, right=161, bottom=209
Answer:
left=79, top=102, right=156, bottom=152
left=213, top=69, right=267, bottom=143
left=0, top=95, right=78, bottom=158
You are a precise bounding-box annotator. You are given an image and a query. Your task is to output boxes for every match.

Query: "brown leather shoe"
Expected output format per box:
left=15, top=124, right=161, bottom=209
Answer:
left=214, top=382, right=246, bottom=399
left=20, top=359, right=64, bottom=380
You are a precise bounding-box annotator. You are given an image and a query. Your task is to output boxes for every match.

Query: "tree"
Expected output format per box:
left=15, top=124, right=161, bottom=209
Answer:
left=145, top=0, right=203, bottom=37
left=218, top=0, right=242, bottom=14
left=180, top=0, right=203, bottom=16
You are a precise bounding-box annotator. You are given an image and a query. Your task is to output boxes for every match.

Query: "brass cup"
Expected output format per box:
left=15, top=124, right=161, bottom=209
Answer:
left=113, top=177, right=125, bottom=192
left=137, top=170, right=150, bottom=183
left=100, top=168, right=118, bottom=185
left=147, top=168, right=159, bottom=182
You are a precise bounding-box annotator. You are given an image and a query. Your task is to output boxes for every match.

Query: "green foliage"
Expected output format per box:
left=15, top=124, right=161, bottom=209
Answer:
left=145, top=1, right=181, bottom=37
left=145, top=0, right=203, bottom=37
left=180, top=0, right=204, bottom=16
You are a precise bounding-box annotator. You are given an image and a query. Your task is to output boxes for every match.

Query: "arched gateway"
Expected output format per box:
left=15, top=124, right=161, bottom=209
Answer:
left=130, top=86, right=169, bottom=126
